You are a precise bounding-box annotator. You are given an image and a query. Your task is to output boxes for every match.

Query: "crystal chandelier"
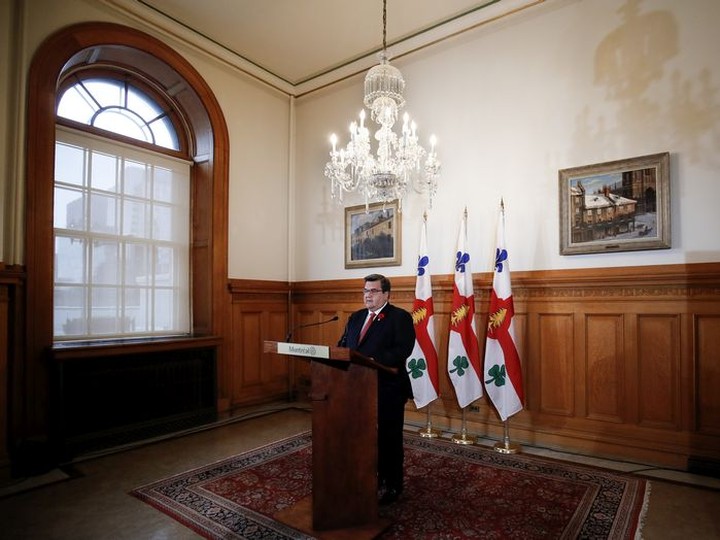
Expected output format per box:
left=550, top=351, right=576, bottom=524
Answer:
left=324, top=0, right=440, bottom=212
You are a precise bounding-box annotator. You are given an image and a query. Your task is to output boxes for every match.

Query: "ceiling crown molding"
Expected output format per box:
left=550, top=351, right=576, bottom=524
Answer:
left=100, top=0, right=544, bottom=97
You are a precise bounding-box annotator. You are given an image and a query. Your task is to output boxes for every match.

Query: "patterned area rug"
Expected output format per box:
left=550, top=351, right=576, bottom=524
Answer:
left=131, top=431, right=649, bottom=539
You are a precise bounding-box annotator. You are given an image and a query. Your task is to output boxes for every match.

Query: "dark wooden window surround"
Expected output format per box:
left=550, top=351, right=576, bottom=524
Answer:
left=21, top=22, right=230, bottom=462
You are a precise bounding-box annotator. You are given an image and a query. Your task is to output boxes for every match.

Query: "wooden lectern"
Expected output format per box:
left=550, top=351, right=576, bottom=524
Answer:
left=264, top=340, right=395, bottom=537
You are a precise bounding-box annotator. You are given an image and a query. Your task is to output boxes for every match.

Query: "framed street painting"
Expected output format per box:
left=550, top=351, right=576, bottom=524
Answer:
left=344, top=200, right=401, bottom=269
left=558, top=152, right=671, bottom=255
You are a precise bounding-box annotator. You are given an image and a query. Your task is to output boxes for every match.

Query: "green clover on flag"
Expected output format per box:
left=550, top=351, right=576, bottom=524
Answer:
left=407, top=357, right=427, bottom=379
left=450, top=355, right=469, bottom=376
left=485, top=364, right=507, bottom=387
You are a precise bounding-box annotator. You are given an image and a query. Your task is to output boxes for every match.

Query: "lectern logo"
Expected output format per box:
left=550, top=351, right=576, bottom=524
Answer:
left=288, top=345, right=316, bottom=356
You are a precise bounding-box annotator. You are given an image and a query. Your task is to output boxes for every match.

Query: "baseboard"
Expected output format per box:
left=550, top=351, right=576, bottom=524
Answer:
left=688, top=456, right=720, bottom=478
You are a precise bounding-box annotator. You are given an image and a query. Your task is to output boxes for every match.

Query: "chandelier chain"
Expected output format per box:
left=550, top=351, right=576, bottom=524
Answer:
left=382, top=0, right=387, bottom=53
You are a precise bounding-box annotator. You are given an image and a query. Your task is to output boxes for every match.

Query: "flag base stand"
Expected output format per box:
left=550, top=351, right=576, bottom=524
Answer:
left=493, top=441, right=521, bottom=454
left=451, top=432, right=475, bottom=445
left=418, top=406, right=441, bottom=438
left=419, top=426, right=441, bottom=438
left=451, top=407, right=475, bottom=445
left=493, top=419, right=521, bottom=454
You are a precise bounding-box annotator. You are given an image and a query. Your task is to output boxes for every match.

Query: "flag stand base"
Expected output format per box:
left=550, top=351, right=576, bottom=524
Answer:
left=493, top=441, right=521, bottom=454
left=451, top=408, right=474, bottom=445
left=493, top=419, right=521, bottom=454
left=451, top=432, right=475, bottom=445
left=418, top=407, right=440, bottom=438
left=419, top=427, right=441, bottom=438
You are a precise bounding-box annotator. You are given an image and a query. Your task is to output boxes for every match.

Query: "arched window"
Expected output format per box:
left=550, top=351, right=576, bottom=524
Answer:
left=58, top=77, right=179, bottom=150
left=24, top=22, right=230, bottom=433
left=54, top=74, right=190, bottom=340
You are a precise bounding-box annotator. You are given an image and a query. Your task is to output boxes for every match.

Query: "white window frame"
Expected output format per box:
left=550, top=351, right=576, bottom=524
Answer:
left=53, top=126, right=192, bottom=341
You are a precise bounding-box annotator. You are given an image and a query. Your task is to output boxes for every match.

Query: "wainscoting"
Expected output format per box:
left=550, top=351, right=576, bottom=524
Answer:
left=231, top=263, right=720, bottom=471
left=227, top=280, right=292, bottom=409
left=2, top=263, right=719, bottom=473
left=0, top=265, right=23, bottom=468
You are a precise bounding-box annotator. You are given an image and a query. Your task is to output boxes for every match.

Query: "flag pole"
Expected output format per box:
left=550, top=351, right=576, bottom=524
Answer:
left=493, top=418, right=521, bottom=454
left=418, top=405, right=441, bottom=438
left=451, top=407, right=474, bottom=445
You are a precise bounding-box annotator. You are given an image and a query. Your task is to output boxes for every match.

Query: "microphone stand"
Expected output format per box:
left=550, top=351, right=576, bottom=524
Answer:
left=285, top=315, right=339, bottom=342
left=284, top=315, right=339, bottom=403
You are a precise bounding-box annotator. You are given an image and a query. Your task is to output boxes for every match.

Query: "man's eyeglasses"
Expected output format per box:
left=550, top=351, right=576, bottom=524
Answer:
left=363, top=288, right=384, bottom=295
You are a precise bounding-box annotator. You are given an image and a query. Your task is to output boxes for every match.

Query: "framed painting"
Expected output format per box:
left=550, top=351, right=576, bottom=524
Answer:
left=344, top=200, right=401, bottom=269
left=558, top=152, right=671, bottom=255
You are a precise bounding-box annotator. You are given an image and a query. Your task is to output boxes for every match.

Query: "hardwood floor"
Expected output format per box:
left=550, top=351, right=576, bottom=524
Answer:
left=1, top=404, right=719, bottom=539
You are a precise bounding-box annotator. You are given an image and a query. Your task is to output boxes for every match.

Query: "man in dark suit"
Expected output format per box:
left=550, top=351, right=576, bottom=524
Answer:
left=338, top=273, right=415, bottom=505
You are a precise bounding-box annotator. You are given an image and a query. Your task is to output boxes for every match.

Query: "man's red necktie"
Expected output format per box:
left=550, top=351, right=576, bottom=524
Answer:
left=359, top=311, right=376, bottom=342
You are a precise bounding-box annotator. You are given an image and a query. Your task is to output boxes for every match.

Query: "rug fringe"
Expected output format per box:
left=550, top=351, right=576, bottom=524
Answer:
left=635, top=480, right=652, bottom=540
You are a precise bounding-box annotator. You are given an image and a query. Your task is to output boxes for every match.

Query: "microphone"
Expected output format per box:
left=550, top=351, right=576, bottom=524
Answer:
left=285, top=315, right=339, bottom=342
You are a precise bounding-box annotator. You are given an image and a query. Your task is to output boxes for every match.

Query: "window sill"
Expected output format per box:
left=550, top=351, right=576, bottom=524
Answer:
left=51, top=335, right=222, bottom=360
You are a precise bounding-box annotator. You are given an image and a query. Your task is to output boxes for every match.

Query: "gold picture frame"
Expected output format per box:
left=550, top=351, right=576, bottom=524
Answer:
left=559, top=152, right=671, bottom=255
left=344, top=200, right=402, bottom=269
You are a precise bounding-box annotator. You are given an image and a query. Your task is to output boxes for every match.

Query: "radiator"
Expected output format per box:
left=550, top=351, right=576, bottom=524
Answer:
left=54, top=343, right=217, bottom=457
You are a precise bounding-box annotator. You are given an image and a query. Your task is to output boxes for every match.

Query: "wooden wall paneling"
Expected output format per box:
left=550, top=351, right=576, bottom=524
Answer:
left=269, top=265, right=719, bottom=470
left=228, top=279, right=290, bottom=409
left=238, top=308, right=289, bottom=406
left=513, top=312, right=529, bottom=407
left=240, top=311, right=263, bottom=388
left=0, top=281, right=9, bottom=465
left=623, top=313, right=640, bottom=425
left=286, top=309, right=323, bottom=398
left=538, top=313, right=575, bottom=416
left=636, top=314, right=682, bottom=429
left=696, top=314, right=720, bottom=435
left=269, top=309, right=291, bottom=380
left=574, top=308, right=587, bottom=421
left=525, top=309, right=540, bottom=415
left=585, top=314, right=625, bottom=423
left=679, top=312, right=693, bottom=432
left=191, top=159, right=212, bottom=336
left=1, top=266, right=25, bottom=467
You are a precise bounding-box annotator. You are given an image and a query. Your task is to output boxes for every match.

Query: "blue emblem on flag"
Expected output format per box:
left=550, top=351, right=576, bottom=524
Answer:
left=417, top=255, right=429, bottom=276
left=495, top=248, right=508, bottom=273
left=455, top=251, right=470, bottom=273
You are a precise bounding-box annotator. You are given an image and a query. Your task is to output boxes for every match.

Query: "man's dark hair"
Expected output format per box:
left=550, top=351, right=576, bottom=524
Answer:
left=364, top=273, right=391, bottom=293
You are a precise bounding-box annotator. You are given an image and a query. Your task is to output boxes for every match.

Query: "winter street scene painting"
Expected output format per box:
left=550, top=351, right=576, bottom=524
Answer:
left=559, top=153, right=670, bottom=255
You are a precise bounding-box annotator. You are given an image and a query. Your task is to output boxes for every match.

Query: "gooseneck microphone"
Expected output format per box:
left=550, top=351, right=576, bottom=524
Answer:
left=285, top=315, right=339, bottom=342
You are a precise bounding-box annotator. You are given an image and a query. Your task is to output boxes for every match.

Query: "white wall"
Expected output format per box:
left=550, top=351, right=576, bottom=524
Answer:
left=1, top=0, right=292, bottom=280
left=3, top=0, right=719, bottom=283
left=293, top=0, right=720, bottom=281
